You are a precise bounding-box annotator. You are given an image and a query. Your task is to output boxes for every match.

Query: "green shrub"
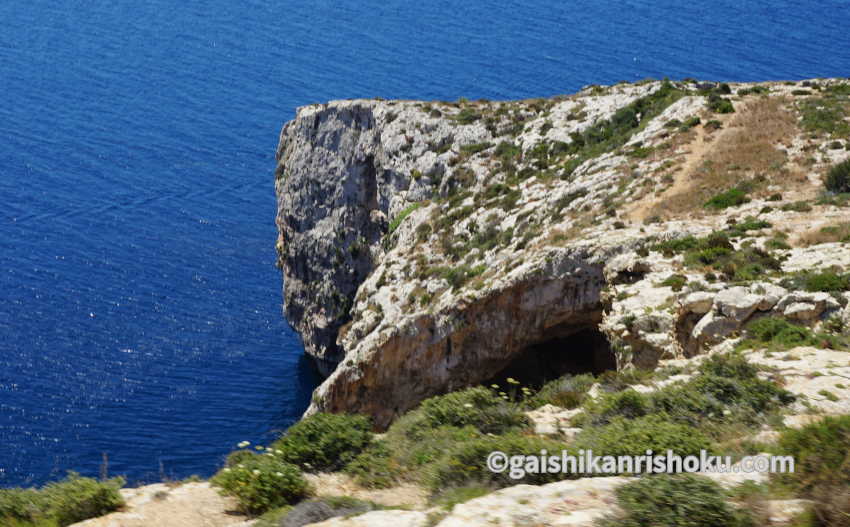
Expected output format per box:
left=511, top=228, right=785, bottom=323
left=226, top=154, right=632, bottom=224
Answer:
left=707, top=94, right=735, bottom=114
left=738, top=85, right=770, bottom=96
left=599, top=474, right=751, bottom=527
left=343, top=441, right=397, bottom=489
left=212, top=454, right=310, bottom=515
left=388, top=203, right=422, bottom=234
left=647, top=384, right=725, bottom=426
left=697, top=352, right=759, bottom=379
left=454, top=108, right=481, bottom=125
left=525, top=373, right=595, bottom=409
left=576, top=354, right=793, bottom=431
left=780, top=200, right=813, bottom=212
left=417, top=387, right=528, bottom=435
left=439, top=263, right=486, bottom=289
left=273, top=413, right=373, bottom=472
left=777, top=415, right=850, bottom=493
left=43, top=476, right=126, bottom=527
left=594, top=368, right=655, bottom=392
left=692, top=353, right=795, bottom=413
left=661, top=229, right=780, bottom=282
left=799, top=96, right=850, bottom=137
left=660, top=274, right=687, bottom=291
left=428, top=433, right=569, bottom=490
left=226, top=449, right=256, bottom=467
left=826, top=159, right=850, bottom=194
left=737, top=316, right=822, bottom=351
left=581, top=389, right=651, bottom=426
left=459, top=142, right=491, bottom=155
left=0, top=474, right=125, bottom=527
left=704, top=187, right=749, bottom=209
left=804, top=270, right=850, bottom=292
left=494, top=141, right=521, bottom=162
left=574, top=414, right=713, bottom=459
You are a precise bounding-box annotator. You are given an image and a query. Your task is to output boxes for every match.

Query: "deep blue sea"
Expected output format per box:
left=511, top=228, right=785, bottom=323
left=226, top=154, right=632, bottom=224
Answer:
left=1, top=0, right=848, bottom=488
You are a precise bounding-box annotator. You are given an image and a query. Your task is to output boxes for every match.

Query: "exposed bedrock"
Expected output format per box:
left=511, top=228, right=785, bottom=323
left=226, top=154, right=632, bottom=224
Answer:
left=275, top=102, right=396, bottom=374
left=307, top=250, right=612, bottom=429
left=275, top=79, right=850, bottom=429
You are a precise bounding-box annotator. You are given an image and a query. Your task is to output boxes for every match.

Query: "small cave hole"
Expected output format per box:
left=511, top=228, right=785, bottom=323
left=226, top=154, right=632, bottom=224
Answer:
left=489, top=326, right=615, bottom=389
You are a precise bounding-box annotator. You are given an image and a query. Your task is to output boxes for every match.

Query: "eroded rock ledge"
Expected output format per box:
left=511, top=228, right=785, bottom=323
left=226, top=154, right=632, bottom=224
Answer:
left=275, top=78, right=850, bottom=428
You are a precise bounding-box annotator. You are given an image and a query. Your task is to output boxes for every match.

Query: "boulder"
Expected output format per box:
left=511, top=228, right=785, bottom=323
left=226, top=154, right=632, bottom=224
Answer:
left=783, top=302, right=820, bottom=321
left=714, top=286, right=762, bottom=322
left=692, top=312, right=739, bottom=344
left=681, top=291, right=714, bottom=315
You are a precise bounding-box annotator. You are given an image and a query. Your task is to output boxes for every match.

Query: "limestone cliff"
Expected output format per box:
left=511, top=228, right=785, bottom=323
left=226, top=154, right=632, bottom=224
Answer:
left=275, top=78, right=850, bottom=428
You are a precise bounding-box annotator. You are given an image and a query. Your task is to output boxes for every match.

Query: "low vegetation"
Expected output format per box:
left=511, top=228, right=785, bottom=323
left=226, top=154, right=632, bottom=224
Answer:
left=0, top=474, right=125, bottom=527
left=272, top=413, right=373, bottom=472
left=652, top=228, right=781, bottom=282
left=211, top=455, right=311, bottom=515
left=736, top=316, right=848, bottom=352
left=388, top=203, right=422, bottom=234
left=776, top=415, right=850, bottom=526
left=655, top=97, right=797, bottom=217
left=826, top=158, right=850, bottom=194
left=599, top=474, right=752, bottom=527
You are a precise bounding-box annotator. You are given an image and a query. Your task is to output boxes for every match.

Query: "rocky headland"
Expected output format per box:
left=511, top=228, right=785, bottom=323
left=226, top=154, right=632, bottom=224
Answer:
left=275, top=77, right=850, bottom=428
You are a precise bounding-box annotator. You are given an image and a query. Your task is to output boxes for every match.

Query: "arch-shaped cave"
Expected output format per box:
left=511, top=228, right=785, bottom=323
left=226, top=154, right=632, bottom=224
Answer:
left=489, top=323, right=616, bottom=389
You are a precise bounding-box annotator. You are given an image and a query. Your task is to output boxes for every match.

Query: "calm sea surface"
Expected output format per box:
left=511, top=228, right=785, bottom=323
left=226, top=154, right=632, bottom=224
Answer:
left=1, top=0, right=848, bottom=487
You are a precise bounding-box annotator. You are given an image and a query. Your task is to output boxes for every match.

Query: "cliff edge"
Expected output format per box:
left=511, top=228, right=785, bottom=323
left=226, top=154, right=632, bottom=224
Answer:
left=275, top=78, right=850, bottom=428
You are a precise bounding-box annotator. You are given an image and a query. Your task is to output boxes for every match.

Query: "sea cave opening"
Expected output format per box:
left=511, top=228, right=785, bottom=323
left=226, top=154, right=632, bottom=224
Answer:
left=489, top=324, right=616, bottom=389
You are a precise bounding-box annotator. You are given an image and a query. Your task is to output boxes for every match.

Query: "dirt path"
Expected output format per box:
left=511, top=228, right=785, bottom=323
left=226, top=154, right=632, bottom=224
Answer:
left=306, top=473, right=429, bottom=510
left=70, top=482, right=254, bottom=527
left=627, top=104, right=746, bottom=223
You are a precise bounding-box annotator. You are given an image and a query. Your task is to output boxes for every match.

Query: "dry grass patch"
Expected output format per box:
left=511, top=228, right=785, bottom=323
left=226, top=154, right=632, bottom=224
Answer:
left=651, top=97, right=803, bottom=218
left=797, top=221, right=850, bottom=246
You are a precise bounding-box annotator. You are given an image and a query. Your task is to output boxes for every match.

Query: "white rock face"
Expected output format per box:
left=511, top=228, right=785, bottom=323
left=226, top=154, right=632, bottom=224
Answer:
left=525, top=404, right=584, bottom=436
left=681, top=291, right=715, bottom=314
left=274, top=77, right=850, bottom=427
left=436, top=477, right=630, bottom=527
left=714, top=286, right=763, bottom=322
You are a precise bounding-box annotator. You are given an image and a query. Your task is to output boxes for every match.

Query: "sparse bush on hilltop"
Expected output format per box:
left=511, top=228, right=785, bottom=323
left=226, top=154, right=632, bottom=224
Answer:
left=707, top=93, right=735, bottom=113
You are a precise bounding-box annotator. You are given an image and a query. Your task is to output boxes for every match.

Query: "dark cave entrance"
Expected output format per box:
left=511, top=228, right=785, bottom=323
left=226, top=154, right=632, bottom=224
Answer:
left=489, top=325, right=616, bottom=389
